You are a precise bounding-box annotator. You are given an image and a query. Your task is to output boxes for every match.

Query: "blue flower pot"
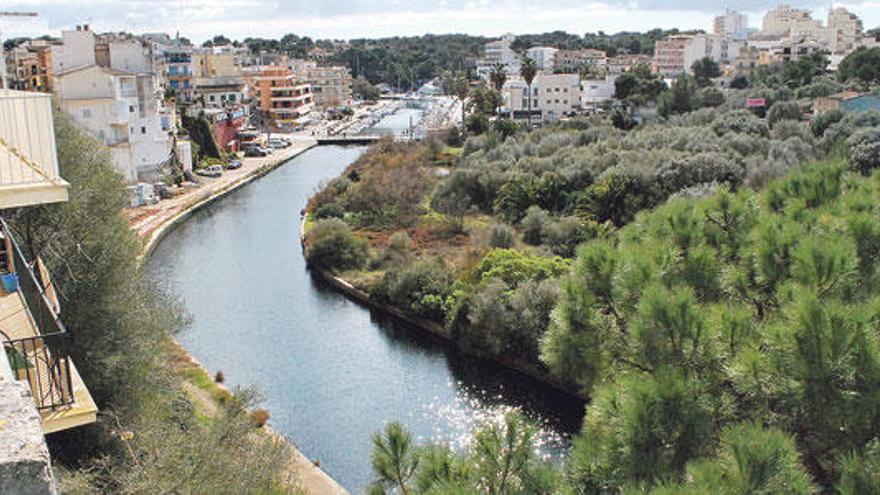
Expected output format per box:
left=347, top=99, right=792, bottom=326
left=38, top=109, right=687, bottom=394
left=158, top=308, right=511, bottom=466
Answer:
left=2, top=273, right=19, bottom=293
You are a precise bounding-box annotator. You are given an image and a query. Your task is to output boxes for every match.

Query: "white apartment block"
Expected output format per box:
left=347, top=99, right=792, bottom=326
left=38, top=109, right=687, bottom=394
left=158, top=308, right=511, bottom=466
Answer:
left=827, top=8, right=863, bottom=54
left=527, top=46, right=558, bottom=72
left=295, top=63, right=353, bottom=110
left=714, top=10, right=749, bottom=41
left=581, top=76, right=616, bottom=106
left=655, top=33, right=742, bottom=77
left=53, top=26, right=172, bottom=183
left=476, top=33, right=520, bottom=78
left=502, top=73, right=580, bottom=121
left=761, top=5, right=818, bottom=38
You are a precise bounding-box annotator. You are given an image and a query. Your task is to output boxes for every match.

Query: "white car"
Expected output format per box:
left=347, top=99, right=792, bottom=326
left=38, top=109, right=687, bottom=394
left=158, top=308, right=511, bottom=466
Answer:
left=196, top=165, right=223, bottom=178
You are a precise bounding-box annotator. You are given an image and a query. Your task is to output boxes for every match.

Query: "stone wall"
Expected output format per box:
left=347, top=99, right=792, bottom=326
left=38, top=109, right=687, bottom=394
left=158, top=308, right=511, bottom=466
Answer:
left=0, top=353, right=57, bottom=494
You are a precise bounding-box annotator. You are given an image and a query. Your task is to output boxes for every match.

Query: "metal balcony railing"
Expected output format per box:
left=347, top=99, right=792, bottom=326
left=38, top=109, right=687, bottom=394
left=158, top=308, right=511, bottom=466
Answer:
left=0, top=217, right=74, bottom=410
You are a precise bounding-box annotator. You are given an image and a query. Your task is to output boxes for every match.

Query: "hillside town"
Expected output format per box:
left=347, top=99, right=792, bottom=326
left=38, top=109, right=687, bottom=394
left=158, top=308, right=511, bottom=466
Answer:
left=2, top=6, right=878, bottom=192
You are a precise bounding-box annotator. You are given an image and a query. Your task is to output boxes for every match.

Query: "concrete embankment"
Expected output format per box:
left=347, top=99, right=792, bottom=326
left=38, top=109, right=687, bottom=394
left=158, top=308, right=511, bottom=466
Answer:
left=135, top=140, right=349, bottom=495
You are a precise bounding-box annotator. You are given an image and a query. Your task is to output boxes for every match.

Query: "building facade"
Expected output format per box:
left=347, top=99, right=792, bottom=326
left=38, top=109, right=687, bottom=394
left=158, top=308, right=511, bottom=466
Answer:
left=244, top=66, right=313, bottom=130
left=4, top=41, right=54, bottom=92
left=527, top=46, right=558, bottom=72
left=553, top=49, right=607, bottom=74
left=52, top=26, right=172, bottom=183
left=714, top=10, right=749, bottom=41
left=476, top=33, right=519, bottom=78
left=827, top=8, right=863, bottom=54
left=297, top=64, right=353, bottom=109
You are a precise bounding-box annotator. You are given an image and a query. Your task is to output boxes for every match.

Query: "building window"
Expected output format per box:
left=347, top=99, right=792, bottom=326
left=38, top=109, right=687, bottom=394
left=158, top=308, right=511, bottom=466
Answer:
left=129, top=105, right=135, bottom=113
left=141, top=126, right=147, bottom=134
left=209, top=95, right=216, bottom=102
left=82, top=109, right=92, bottom=118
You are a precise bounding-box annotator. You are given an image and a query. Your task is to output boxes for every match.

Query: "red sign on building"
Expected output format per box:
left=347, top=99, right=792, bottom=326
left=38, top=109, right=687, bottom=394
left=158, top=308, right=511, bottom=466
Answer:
left=746, top=98, right=767, bottom=108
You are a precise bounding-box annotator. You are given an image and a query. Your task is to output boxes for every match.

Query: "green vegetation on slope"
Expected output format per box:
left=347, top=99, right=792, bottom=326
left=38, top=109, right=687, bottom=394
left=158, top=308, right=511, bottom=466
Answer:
left=7, top=111, right=298, bottom=493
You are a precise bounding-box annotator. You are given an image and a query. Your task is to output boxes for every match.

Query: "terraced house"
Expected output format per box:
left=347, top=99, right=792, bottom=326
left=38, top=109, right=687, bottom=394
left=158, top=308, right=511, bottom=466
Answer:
left=0, top=89, right=97, bottom=494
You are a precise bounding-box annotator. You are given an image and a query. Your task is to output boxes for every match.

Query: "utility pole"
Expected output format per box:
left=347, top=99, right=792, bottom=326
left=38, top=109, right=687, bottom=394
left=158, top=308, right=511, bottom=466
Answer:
left=0, top=12, right=39, bottom=89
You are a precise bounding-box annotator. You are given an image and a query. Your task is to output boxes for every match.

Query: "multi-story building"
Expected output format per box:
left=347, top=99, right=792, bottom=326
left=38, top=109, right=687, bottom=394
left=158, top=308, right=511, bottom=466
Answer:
left=654, top=34, right=696, bottom=77
left=244, top=65, right=313, bottom=130
left=655, top=33, right=742, bottom=77
left=502, top=73, right=580, bottom=121
left=1, top=89, right=97, bottom=493
left=193, top=50, right=245, bottom=108
left=581, top=76, right=617, bottom=107
left=553, top=49, right=607, bottom=74
left=527, top=46, right=558, bottom=72
left=52, top=26, right=173, bottom=183
left=476, top=33, right=520, bottom=78
left=714, top=10, right=749, bottom=41
left=162, top=46, right=195, bottom=101
left=826, top=7, right=863, bottom=55
left=4, top=40, right=55, bottom=92
left=761, top=5, right=823, bottom=39
left=607, top=54, right=652, bottom=75
left=296, top=63, right=353, bottom=110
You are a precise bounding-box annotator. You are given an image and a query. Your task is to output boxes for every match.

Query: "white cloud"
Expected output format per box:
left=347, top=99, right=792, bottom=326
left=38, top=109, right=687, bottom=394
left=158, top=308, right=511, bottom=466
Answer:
left=2, top=0, right=879, bottom=42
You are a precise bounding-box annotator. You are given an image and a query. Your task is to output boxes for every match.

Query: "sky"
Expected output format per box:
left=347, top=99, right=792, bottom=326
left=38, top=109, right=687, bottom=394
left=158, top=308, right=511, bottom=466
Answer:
left=2, top=1, right=880, bottom=44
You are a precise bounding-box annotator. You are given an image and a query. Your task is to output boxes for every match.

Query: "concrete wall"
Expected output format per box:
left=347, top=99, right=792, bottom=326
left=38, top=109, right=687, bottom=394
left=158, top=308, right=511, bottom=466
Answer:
left=0, top=355, right=57, bottom=495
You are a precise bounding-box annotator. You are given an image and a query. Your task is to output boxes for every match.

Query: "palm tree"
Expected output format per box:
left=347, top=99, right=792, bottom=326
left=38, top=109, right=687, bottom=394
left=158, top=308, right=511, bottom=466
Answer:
left=489, top=64, right=507, bottom=117
left=453, top=74, right=470, bottom=132
left=519, top=55, right=538, bottom=129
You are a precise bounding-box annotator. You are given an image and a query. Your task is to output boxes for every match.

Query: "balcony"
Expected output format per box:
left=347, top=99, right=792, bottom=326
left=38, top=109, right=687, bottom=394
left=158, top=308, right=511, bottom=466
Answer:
left=0, top=217, right=96, bottom=434
left=0, top=90, right=70, bottom=209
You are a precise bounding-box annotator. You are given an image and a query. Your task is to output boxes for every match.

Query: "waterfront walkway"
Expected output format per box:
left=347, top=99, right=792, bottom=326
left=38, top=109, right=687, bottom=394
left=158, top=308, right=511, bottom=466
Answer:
left=127, top=136, right=350, bottom=495
left=127, top=135, right=315, bottom=243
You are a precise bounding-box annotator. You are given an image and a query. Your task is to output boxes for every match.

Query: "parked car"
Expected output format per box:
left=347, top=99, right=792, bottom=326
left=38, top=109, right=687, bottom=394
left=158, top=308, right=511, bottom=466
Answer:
left=196, top=165, right=223, bottom=178
left=245, top=145, right=269, bottom=157
left=226, top=159, right=243, bottom=170
left=153, top=182, right=173, bottom=200
left=268, top=139, right=290, bottom=149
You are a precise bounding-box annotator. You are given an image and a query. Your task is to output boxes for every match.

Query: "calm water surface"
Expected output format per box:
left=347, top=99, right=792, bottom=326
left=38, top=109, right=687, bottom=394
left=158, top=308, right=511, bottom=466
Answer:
left=146, top=132, right=583, bottom=492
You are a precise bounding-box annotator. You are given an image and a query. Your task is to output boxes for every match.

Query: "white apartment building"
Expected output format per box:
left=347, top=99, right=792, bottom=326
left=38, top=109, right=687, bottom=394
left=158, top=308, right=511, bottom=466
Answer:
left=476, top=33, right=520, bottom=78
left=53, top=26, right=172, bottom=183
left=527, top=46, right=558, bottom=72
left=581, top=76, right=616, bottom=107
left=655, top=33, right=742, bottom=77
left=762, top=5, right=819, bottom=38
left=502, top=73, right=580, bottom=121
left=827, top=7, right=863, bottom=54
left=294, top=62, right=353, bottom=110
left=714, top=10, right=749, bottom=41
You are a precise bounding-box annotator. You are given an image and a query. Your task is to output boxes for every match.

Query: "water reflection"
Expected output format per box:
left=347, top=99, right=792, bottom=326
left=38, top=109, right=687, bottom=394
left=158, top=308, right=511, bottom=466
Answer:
left=147, top=144, right=583, bottom=491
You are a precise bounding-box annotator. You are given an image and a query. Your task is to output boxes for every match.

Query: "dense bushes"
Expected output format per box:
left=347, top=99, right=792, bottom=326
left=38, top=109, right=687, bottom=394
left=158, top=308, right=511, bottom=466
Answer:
left=373, top=259, right=453, bottom=321
left=305, top=218, right=368, bottom=271
left=310, top=142, right=435, bottom=229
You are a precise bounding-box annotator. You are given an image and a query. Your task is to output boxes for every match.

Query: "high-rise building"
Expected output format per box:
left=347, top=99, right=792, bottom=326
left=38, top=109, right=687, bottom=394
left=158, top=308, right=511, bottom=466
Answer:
left=713, top=10, right=749, bottom=41
left=476, top=33, right=520, bottom=78
left=826, top=7, right=863, bottom=54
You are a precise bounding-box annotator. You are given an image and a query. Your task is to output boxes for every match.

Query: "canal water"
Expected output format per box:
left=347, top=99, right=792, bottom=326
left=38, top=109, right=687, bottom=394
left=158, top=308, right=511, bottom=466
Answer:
left=146, top=116, right=583, bottom=492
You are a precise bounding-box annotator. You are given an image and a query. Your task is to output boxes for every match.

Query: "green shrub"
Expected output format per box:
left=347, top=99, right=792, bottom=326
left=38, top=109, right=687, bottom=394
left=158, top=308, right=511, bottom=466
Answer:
left=305, top=218, right=368, bottom=271
left=374, top=259, right=453, bottom=321
left=474, top=249, right=569, bottom=288
left=488, top=223, right=516, bottom=248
